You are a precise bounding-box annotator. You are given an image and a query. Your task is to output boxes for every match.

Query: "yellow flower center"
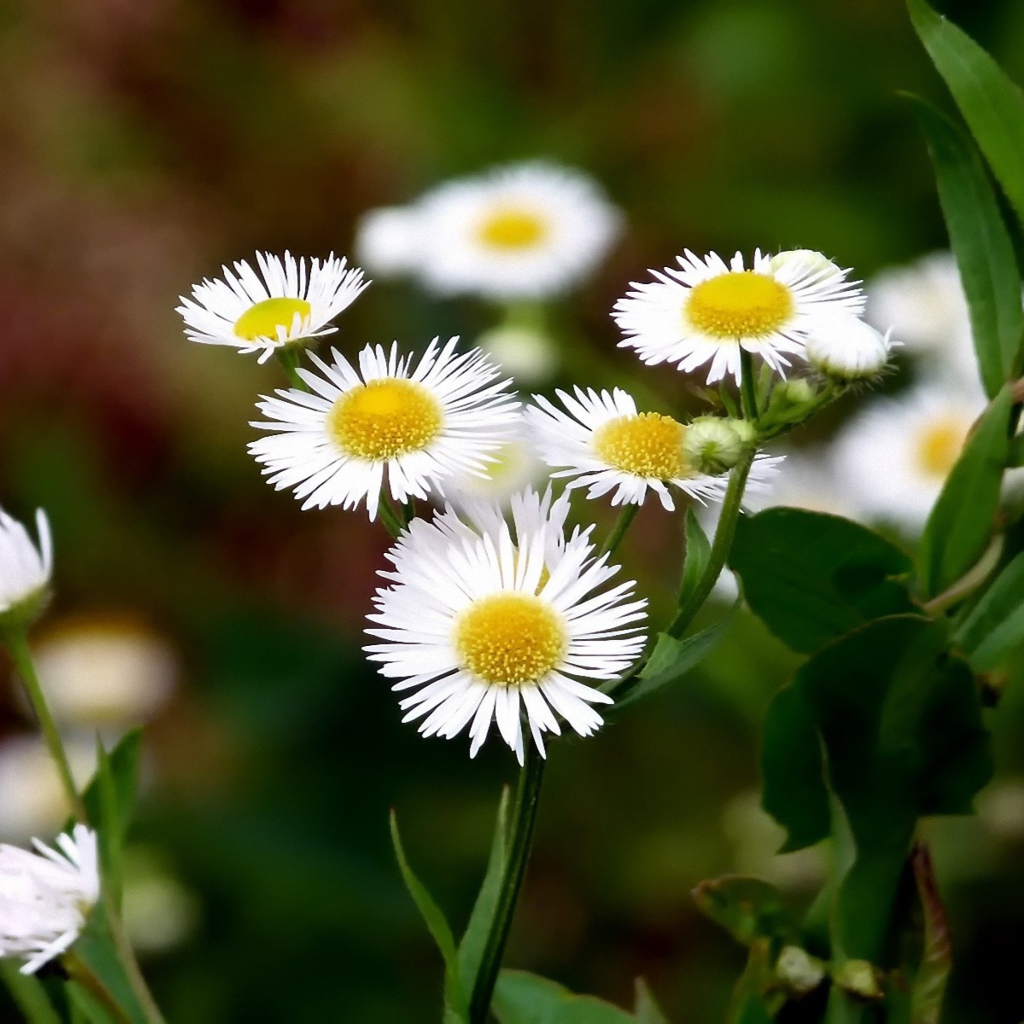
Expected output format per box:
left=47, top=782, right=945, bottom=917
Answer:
left=915, top=417, right=967, bottom=478
left=233, top=297, right=312, bottom=341
left=455, top=592, right=566, bottom=686
left=593, top=412, right=689, bottom=479
left=328, top=379, right=444, bottom=461
left=685, top=271, right=794, bottom=339
left=478, top=208, right=548, bottom=251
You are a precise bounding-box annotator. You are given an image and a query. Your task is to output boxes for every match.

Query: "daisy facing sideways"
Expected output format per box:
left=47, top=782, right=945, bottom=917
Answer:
left=177, top=251, right=367, bottom=363
left=613, top=248, right=864, bottom=385
left=248, top=338, right=520, bottom=520
left=0, top=507, right=52, bottom=625
left=366, top=490, right=647, bottom=763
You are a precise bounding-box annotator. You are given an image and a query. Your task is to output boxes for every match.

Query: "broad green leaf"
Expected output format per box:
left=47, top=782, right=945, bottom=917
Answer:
left=457, top=787, right=510, bottom=999
left=954, top=550, right=1024, bottom=669
left=729, top=509, right=914, bottom=653
left=678, top=509, right=711, bottom=610
left=910, top=844, right=952, bottom=1024
left=917, top=385, right=1013, bottom=598
left=493, top=970, right=635, bottom=1024
left=0, top=961, right=62, bottom=1024
left=909, top=96, right=1024, bottom=394
left=390, top=811, right=466, bottom=1021
left=908, top=0, right=1024, bottom=231
left=614, top=610, right=734, bottom=712
left=633, top=980, right=670, bottom=1024
left=692, top=877, right=797, bottom=947
left=79, top=728, right=142, bottom=845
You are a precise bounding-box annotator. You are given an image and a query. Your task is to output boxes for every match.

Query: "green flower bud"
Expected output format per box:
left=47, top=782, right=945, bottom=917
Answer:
left=681, top=416, right=749, bottom=476
left=833, top=959, right=883, bottom=1000
left=776, top=946, right=826, bottom=996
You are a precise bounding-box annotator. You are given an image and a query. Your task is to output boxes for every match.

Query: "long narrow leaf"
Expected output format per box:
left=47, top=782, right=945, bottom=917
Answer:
left=909, top=0, right=1024, bottom=231
left=679, top=509, right=711, bottom=610
left=954, top=550, right=1024, bottom=669
left=910, top=844, right=952, bottom=1024
left=0, top=962, right=62, bottom=1024
left=909, top=96, right=1024, bottom=394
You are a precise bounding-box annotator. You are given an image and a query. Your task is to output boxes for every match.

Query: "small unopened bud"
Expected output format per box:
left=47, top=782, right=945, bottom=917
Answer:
left=770, top=248, right=845, bottom=279
left=833, top=959, right=883, bottom=1000
left=776, top=946, right=826, bottom=996
left=776, top=378, right=816, bottom=405
left=682, top=417, right=748, bottom=475
left=805, top=315, right=893, bottom=381
left=478, top=325, right=559, bottom=384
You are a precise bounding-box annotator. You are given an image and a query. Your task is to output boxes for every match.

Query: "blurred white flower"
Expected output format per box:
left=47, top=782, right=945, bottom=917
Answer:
left=442, top=429, right=547, bottom=509
left=249, top=338, right=519, bottom=519
left=366, top=490, right=646, bottom=763
left=804, top=315, right=894, bottom=381
left=477, top=324, right=559, bottom=384
left=0, top=508, right=52, bottom=624
left=0, top=824, right=100, bottom=974
left=177, top=252, right=368, bottom=363
left=354, top=206, right=424, bottom=277
left=763, top=449, right=853, bottom=518
left=613, top=248, right=864, bottom=385
left=411, top=162, right=621, bottom=300
left=123, top=848, right=199, bottom=956
left=32, top=619, right=178, bottom=731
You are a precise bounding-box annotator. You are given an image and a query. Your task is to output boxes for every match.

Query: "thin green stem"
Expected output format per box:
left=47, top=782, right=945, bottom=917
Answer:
left=469, top=745, right=546, bottom=1024
left=64, top=951, right=135, bottom=1024
left=3, top=630, right=86, bottom=822
left=666, top=448, right=755, bottom=639
left=275, top=346, right=305, bottom=389
left=599, top=504, right=639, bottom=558
left=378, top=495, right=405, bottom=539
left=739, top=347, right=759, bottom=424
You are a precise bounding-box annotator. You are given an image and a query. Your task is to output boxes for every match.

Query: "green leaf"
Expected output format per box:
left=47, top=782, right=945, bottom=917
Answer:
left=909, top=96, right=1024, bottom=394
left=493, top=971, right=636, bottom=1024
left=633, top=980, right=670, bottom=1024
left=729, top=508, right=914, bottom=653
left=733, top=994, right=774, bottom=1024
left=615, top=610, right=734, bottom=712
left=692, top=877, right=797, bottom=947
left=908, top=0, right=1024, bottom=231
left=73, top=903, right=148, bottom=1024
left=457, top=787, right=510, bottom=999
left=954, top=550, right=1024, bottom=669
left=678, top=509, right=711, bottom=610
left=67, top=983, right=122, bottom=1024
left=79, top=728, right=142, bottom=846
left=390, top=811, right=466, bottom=1021
left=0, top=961, right=62, bottom=1024
left=917, top=385, right=1013, bottom=598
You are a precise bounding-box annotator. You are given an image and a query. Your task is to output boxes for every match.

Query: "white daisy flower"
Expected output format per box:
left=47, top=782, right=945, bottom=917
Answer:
left=249, top=338, right=520, bottom=519
left=804, top=315, right=895, bottom=380
left=525, top=386, right=746, bottom=510
left=177, top=251, right=368, bottom=363
left=832, top=384, right=982, bottom=532
left=0, top=824, right=100, bottom=974
left=442, top=425, right=547, bottom=509
left=366, top=490, right=647, bottom=763
left=413, top=161, right=621, bottom=300
left=613, top=248, right=864, bottom=385
left=0, top=508, right=52, bottom=626
left=354, top=206, right=424, bottom=277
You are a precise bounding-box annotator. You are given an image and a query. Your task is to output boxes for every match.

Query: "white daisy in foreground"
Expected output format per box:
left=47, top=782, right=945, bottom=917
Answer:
left=177, top=252, right=367, bottom=363
left=366, top=490, right=646, bottom=763
left=413, top=161, right=621, bottom=300
left=249, top=338, right=519, bottom=519
left=613, top=248, right=864, bottom=384
left=0, top=507, right=52, bottom=627
left=0, top=824, right=99, bottom=974
left=526, top=387, right=745, bottom=510
left=832, top=384, right=981, bottom=532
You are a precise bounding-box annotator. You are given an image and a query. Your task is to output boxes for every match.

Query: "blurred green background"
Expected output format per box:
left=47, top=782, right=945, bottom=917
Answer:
left=2, top=0, right=1024, bottom=1020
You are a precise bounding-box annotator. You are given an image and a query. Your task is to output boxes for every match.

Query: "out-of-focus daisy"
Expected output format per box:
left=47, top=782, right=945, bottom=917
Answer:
left=177, top=252, right=367, bottom=363
left=366, top=490, right=646, bottom=763
left=762, top=449, right=851, bottom=518
left=477, top=324, right=559, bottom=384
left=123, top=848, right=200, bottom=956
left=804, top=315, right=894, bottom=381
left=249, top=338, right=519, bottom=519
left=613, top=249, right=864, bottom=384
left=442, top=427, right=547, bottom=509
left=0, top=824, right=99, bottom=974
left=412, top=162, right=621, bottom=300
left=354, top=206, right=424, bottom=277
left=832, top=384, right=981, bottom=532
left=32, top=618, right=178, bottom=731
left=526, top=387, right=750, bottom=509
left=0, top=507, right=52, bottom=628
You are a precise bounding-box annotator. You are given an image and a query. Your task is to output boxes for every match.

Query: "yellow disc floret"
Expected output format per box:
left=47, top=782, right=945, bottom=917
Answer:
left=328, top=379, right=444, bottom=461
left=478, top=208, right=548, bottom=250
left=685, top=271, right=794, bottom=339
left=455, top=592, right=567, bottom=686
left=594, top=412, right=690, bottom=480
left=234, top=297, right=312, bottom=341
left=915, top=417, right=967, bottom=478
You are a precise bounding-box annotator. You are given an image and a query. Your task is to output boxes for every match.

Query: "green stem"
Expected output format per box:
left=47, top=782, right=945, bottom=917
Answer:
left=275, top=346, right=305, bottom=389
left=378, top=495, right=406, bottom=539
left=739, top=348, right=759, bottom=424
left=599, top=504, right=639, bottom=558
left=469, top=745, right=546, bottom=1024
left=3, top=630, right=86, bottom=822
left=102, top=892, right=168, bottom=1024
left=666, top=449, right=755, bottom=639
left=64, top=951, right=135, bottom=1024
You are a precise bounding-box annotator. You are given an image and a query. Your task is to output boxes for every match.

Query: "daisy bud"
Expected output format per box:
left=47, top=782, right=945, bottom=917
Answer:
left=681, top=417, right=749, bottom=476
left=776, top=945, right=826, bottom=996
left=833, top=959, right=883, bottom=1000
left=478, top=324, right=559, bottom=384
left=0, top=508, right=53, bottom=634
left=777, top=378, right=816, bottom=405
left=805, top=315, right=893, bottom=381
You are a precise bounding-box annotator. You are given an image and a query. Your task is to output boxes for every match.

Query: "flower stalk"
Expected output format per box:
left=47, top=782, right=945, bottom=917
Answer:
left=599, top=504, right=639, bottom=557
